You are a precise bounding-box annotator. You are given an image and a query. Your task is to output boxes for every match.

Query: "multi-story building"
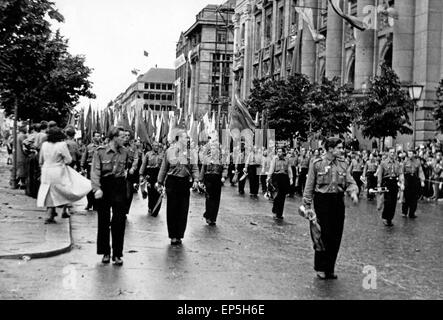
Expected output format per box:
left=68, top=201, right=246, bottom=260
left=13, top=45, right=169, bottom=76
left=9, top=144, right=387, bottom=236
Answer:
left=233, top=0, right=443, bottom=146
left=175, top=0, right=236, bottom=120
left=112, top=67, right=175, bottom=117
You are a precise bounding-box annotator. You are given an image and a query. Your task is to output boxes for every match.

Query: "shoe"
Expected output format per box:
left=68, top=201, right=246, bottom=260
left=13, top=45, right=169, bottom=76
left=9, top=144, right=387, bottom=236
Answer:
left=316, top=272, right=327, bottom=280
left=239, top=191, right=245, bottom=195
left=171, top=239, right=182, bottom=246
left=383, top=219, right=393, bottom=227
left=401, top=213, right=407, bottom=218
left=44, top=218, right=56, bottom=224
left=326, top=273, right=338, bottom=279
left=102, top=255, right=111, bottom=264
left=409, top=214, right=417, bottom=219
left=206, top=218, right=216, bottom=226
left=112, top=256, right=123, bottom=266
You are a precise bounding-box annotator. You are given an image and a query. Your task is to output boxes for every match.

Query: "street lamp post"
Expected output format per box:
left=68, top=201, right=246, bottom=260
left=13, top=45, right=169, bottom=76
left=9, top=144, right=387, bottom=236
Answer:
left=407, top=84, right=424, bottom=149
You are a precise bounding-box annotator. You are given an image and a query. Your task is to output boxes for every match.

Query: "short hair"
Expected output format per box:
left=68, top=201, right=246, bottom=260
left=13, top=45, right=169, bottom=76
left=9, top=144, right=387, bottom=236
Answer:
left=64, top=126, right=76, bottom=138
left=18, top=125, right=27, bottom=134
left=34, top=123, right=41, bottom=132
left=40, top=121, right=48, bottom=130
left=46, top=127, right=66, bottom=143
left=324, top=137, right=343, bottom=151
left=92, top=131, right=101, bottom=137
left=48, top=121, right=57, bottom=128
left=107, top=126, right=124, bottom=140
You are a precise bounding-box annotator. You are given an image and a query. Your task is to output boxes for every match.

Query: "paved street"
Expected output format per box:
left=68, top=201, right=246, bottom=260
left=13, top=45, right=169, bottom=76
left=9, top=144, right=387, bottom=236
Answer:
left=1, top=176, right=442, bottom=300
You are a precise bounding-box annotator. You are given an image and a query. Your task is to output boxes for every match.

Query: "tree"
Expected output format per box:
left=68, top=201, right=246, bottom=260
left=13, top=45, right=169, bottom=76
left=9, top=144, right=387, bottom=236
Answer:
left=247, top=74, right=312, bottom=141
left=356, top=63, right=413, bottom=145
left=305, top=77, right=357, bottom=139
left=433, top=79, right=443, bottom=133
left=0, top=0, right=95, bottom=126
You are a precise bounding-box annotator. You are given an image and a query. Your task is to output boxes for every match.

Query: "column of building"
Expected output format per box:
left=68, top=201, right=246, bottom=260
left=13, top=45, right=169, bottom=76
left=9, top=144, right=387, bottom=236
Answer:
left=243, top=4, right=254, bottom=101
left=231, top=12, right=241, bottom=107
left=413, top=0, right=443, bottom=143
left=355, top=0, right=375, bottom=90
left=325, top=0, right=343, bottom=79
left=301, top=0, right=319, bottom=82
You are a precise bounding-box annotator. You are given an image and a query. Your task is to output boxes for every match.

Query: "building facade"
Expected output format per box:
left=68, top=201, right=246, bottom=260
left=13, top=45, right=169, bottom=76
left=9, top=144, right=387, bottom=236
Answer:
left=112, top=67, right=175, bottom=117
left=175, top=0, right=236, bottom=120
left=232, top=0, right=443, bottom=146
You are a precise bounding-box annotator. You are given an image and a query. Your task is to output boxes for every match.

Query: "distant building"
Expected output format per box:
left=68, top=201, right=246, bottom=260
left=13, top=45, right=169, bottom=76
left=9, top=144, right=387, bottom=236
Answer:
left=232, top=0, right=443, bottom=147
left=175, top=0, right=236, bottom=120
left=111, top=67, right=175, bottom=117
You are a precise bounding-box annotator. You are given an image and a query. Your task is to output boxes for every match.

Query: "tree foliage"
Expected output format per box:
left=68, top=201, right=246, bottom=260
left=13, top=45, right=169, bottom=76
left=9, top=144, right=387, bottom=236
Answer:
left=356, top=63, right=413, bottom=140
left=247, top=74, right=312, bottom=141
left=0, top=0, right=95, bottom=126
left=306, top=77, right=356, bottom=138
left=433, top=79, right=443, bottom=133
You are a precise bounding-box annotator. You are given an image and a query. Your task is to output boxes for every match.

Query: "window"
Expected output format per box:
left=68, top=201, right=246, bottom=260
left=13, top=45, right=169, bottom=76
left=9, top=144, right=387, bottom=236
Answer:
left=156, top=83, right=161, bottom=90
left=161, top=95, right=167, bottom=101
left=265, top=10, right=272, bottom=43
left=255, top=19, right=261, bottom=51
left=149, top=93, right=155, bottom=100
left=240, top=23, right=245, bottom=45
left=144, top=83, right=149, bottom=89
left=277, top=5, right=284, bottom=39
left=143, top=94, right=149, bottom=99
left=156, top=94, right=161, bottom=100
left=162, top=84, right=167, bottom=90
left=217, top=32, right=227, bottom=43
left=168, top=84, right=173, bottom=90
left=167, top=94, right=173, bottom=101
left=150, top=83, right=155, bottom=89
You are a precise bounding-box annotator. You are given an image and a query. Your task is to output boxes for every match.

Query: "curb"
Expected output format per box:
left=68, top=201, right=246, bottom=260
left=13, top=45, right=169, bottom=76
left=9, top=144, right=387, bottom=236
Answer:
left=0, top=216, right=74, bottom=260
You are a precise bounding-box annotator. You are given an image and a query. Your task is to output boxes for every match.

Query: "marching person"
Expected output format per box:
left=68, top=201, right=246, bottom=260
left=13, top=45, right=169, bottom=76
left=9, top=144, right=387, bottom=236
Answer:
left=302, top=137, right=359, bottom=280
left=362, top=153, right=378, bottom=200
left=234, top=142, right=246, bottom=195
left=199, top=140, right=228, bottom=226
left=244, top=145, right=260, bottom=199
left=287, top=148, right=298, bottom=198
left=267, top=147, right=293, bottom=220
left=91, top=126, right=131, bottom=266
left=377, top=147, right=404, bottom=227
left=81, top=131, right=102, bottom=211
left=401, top=149, right=425, bottom=219
left=297, top=147, right=310, bottom=195
left=260, top=148, right=271, bottom=196
left=64, top=126, right=82, bottom=171
left=123, top=129, right=139, bottom=216
left=139, top=141, right=163, bottom=217
left=156, top=129, right=199, bottom=246
left=349, top=152, right=364, bottom=197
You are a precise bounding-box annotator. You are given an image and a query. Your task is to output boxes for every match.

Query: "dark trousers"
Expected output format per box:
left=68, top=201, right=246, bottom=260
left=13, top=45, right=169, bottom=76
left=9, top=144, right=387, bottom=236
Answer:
left=204, top=174, right=222, bottom=222
left=272, top=174, right=290, bottom=217
left=402, top=175, right=420, bottom=217
left=228, top=164, right=236, bottom=185
left=299, top=168, right=309, bottom=194
left=85, top=165, right=95, bottom=209
left=237, top=164, right=246, bottom=194
left=352, top=171, right=363, bottom=196
left=313, top=193, right=345, bottom=274
left=260, top=175, right=267, bottom=193
left=381, top=178, right=399, bottom=222
left=146, top=168, right=161, bottom=215
left=366, top=172, right=377, bottom=200
left=96, top=177, right=127, bottom=258
left=288, top=166, right=297, bottom=196
left=25, top=153, right=39, bottom=198
left=165, top=176, right=191, bottom=239
left=124, top=173, right=137, bottom=215
left=248, top=165, right=259, bottom=195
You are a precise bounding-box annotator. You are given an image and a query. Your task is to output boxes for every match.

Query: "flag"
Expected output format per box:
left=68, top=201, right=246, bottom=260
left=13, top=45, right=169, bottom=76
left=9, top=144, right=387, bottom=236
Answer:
left=143, top=50, right=149, bottom=57
left=229, top=95, right=256, bottom=132
left=131, top=68, right=140, bottom=76
left=136, top=109, right=150, bottom=143
left=118, top=108, right=131, bottom=130
left=291, top=29, right=303, bottom=75
left=328, top=0, right=368, bottom=31
left=79, top=109, right=85, bottom=141
left=188, top=114, right=198, bottom=145
left=295, top=2, right=325, bottom=42
left=85, top=104, right=92, bottom=144
left=95, top=110, right=101, bottom=134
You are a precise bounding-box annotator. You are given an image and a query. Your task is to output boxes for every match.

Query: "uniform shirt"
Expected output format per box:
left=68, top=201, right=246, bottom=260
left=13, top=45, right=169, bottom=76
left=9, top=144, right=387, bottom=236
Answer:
left=261, top=155, right=271, bottom=175
left=268, top=156, right=293, bottom=180
left=377, top=158, right=403, bottom=186
left=125, top=144, right=140, bottom=173
left=234, top=151, right=245, bottom=168
left=401, top=158, right=425, bottom=182
left=350, top=158, right=364, bottom=172
left=363, top=160, right=378, bottom=176
left=298, top=155, right=311, bottom=169
left=199, top=164, right=228, bottom=181
left=431, top=160, right=443, bottom=179
left=139, top=150, right=163, bottom=176
left=245, top=150, right=260, bottom=167
left=157, top=143, right=199, bottom=185
left=66, top=139, right=81, bottom=164
left=303, top=154, right=358, bottom=208
left=287, top=155, right=298, bottom=167
left=81, top=142, right=100, bottom=169
left=34, top=132, right=47, bottom=150
left=91, top=145, right=131, bottom=192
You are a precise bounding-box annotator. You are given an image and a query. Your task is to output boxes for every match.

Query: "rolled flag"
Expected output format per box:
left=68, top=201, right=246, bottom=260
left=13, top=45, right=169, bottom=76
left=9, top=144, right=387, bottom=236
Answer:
left=328, top=0, right=368, bottom=31
left=143, top=50, right=149, bottom=57
left=298, top=205, right=325, bottom=252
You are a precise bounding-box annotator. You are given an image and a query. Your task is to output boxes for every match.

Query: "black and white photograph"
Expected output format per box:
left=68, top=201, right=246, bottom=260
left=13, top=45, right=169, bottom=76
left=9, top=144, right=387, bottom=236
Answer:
left=1, top=0, right=443, bottom=306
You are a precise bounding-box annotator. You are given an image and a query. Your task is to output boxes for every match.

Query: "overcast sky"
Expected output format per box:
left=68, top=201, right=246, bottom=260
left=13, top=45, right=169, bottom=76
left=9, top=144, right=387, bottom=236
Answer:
left=51, top=0, right=227, bottom=110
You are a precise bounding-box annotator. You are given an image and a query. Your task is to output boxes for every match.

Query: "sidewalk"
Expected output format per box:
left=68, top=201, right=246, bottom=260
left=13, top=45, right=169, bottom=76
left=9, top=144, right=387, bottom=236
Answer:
left=0, top=147, right=74, bottom=260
